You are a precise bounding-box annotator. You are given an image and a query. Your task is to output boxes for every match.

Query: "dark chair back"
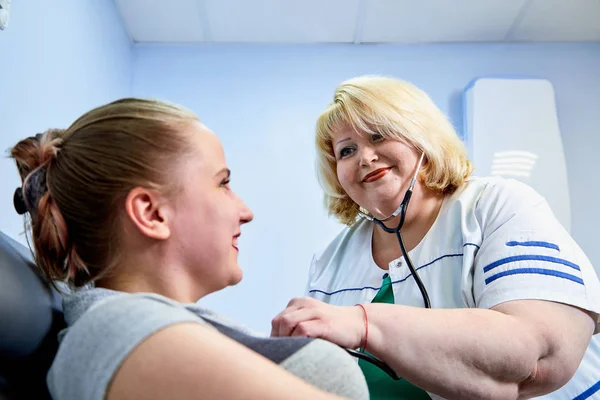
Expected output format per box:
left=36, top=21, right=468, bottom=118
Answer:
left=0, top=231, right=64, bottom=399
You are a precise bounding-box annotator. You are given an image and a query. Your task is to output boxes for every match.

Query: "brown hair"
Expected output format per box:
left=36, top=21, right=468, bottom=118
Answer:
left=10, top=98, right=198, bottom=288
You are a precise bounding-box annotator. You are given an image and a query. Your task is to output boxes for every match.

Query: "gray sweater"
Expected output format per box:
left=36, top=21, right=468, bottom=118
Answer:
left=47, top=288, right=368, bottom=400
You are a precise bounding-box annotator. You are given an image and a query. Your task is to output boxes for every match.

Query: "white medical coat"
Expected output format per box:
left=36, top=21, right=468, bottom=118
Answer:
left=307, top=176, right=600, bottom=400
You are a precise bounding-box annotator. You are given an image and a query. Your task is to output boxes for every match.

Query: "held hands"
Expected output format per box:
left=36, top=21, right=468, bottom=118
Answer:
left=271, top=297, right=366, bottom=350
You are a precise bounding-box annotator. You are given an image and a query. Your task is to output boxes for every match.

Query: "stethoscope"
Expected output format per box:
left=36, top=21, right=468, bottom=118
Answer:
left=344, top=152, right=432, bottom=380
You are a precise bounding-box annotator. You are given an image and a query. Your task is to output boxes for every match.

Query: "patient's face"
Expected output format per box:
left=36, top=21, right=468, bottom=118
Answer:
left=169, top=121, right=254, bottom=295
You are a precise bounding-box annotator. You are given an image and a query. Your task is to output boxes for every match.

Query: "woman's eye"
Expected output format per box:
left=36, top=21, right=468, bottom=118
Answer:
left=339, top=147, right=355, bottom=159
left=371, top=133, right=385, bottom=142
left=221, top=179, right=231, bottom=188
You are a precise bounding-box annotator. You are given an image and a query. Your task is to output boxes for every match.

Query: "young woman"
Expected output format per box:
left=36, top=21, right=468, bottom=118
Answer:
left=11, top=98, right=368, bottom=400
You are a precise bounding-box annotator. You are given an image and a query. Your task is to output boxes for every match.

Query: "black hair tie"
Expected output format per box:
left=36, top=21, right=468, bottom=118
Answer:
left=13, top=187, right=27, bottom=215
left=13, top=168, right=48, bottom=216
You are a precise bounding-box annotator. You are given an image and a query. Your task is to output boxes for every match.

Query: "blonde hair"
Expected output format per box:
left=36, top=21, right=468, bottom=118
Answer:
left=10, top=98, right=198, bottom=288
left=316, top=76, right=473, bottom=225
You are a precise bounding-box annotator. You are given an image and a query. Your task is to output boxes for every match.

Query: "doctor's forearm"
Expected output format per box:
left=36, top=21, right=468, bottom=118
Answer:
left=363, top=304, right=544, bottom=400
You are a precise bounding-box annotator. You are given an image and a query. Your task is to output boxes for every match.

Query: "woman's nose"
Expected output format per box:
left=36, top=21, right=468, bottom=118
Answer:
left=359, top=146, right=378, bottom=167
left=239, top=199, right=254, bottom=224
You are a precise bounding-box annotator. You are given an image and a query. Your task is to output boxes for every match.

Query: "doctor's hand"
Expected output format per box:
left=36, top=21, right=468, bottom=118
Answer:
left=271, top=297, right=366, bottom=349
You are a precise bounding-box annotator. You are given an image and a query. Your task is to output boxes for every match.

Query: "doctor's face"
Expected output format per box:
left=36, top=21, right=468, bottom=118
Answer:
left=332, top=126, right=423, bottom=220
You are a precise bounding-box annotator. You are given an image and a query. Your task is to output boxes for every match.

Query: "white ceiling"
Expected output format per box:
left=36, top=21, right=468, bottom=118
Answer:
left=115, top=0, right=600, bottom=44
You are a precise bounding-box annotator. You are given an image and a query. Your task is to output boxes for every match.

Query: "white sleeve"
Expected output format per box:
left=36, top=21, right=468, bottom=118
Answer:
left=471, top=179, right=600, bottom=332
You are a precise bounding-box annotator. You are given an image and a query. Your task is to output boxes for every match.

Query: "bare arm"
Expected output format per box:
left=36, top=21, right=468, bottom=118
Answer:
left=107, top=322, right=347, bottom=400
left=364, top=300, right=594, bottom=399
left=272, top=298, right=595, bottom=400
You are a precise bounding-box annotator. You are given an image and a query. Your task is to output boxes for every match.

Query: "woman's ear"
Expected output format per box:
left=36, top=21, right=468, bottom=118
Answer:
left=124, top=187, right=171, bottom=240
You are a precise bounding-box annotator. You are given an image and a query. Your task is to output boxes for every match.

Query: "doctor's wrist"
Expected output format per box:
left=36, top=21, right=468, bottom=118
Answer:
left=355, top=304, right=369, bottom=351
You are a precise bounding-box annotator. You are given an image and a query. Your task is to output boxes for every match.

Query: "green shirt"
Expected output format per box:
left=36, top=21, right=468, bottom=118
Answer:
left=358, top=274, right=431, bottom=400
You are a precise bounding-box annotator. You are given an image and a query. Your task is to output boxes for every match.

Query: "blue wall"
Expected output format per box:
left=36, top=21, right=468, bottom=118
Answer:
left=0, top=0, right=133, bottom=243
left=2, top=5, right=598, bottom=333
left=134, top=43, right=600, bottom=331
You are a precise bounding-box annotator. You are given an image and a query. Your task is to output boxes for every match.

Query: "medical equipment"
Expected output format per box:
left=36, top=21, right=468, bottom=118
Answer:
left=345, top=348, right=400, bottom=380
left=359, top=152, right=431, bottom=309
left=345, top=152, right=431, bottom=380
left=464, top=78, right=570, bottom=232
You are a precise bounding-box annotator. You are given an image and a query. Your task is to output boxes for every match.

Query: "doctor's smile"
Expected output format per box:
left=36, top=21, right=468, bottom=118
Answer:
left=362, top=167, right=393, bottom=183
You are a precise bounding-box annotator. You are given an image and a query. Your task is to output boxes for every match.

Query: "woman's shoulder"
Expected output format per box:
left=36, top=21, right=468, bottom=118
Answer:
left=48, top=289, right=209, bottom=400
left=51, top=288, right=368, bottom=400
left=449, top=176, right=547, bottom=224
left=455, top=176, right=541, bottom=204
left=462, top=176, right=544, bottom=206
left=61, top=287, right=203, bottom=328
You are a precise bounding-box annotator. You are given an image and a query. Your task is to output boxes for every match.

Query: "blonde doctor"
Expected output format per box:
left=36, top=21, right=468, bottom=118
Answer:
left=272, top=76, right=600, bottom=400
